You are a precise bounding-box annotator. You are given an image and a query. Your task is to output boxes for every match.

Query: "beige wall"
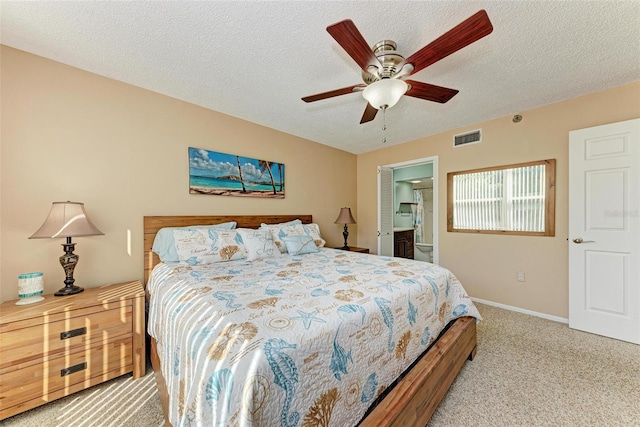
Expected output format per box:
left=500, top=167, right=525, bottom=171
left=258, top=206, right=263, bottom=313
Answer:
left=2, top=45, right=638, bottom=317
left=357, top=81, right=640, bottom=319
left=0, top=46, right=357, bottom=302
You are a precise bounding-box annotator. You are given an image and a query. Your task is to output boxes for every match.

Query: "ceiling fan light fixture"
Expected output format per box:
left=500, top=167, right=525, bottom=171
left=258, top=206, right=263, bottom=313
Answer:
left=362, top=78, right=408, bottom=110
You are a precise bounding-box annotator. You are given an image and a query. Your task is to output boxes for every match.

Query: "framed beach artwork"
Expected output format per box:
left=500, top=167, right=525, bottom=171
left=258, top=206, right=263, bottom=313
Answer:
left=188, top=147, right=285, bottom=198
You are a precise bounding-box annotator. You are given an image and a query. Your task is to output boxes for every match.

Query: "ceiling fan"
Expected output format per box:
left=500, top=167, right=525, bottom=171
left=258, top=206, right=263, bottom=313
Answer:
left=302, top=10, right=493, bottom=124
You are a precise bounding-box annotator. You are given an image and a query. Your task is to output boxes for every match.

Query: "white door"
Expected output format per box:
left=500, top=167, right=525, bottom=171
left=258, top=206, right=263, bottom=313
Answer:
left=569, top=118, right=640, bottom=344
left=378, top=166, right=394, bottom=256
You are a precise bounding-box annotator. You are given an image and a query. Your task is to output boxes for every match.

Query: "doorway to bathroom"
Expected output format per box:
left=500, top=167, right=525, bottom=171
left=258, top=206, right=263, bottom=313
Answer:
left=377, top=156, right=438, bottom=263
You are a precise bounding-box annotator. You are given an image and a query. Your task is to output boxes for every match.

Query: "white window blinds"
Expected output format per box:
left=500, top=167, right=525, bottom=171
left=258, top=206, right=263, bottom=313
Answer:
left=452, top=164, right=546, bottom=232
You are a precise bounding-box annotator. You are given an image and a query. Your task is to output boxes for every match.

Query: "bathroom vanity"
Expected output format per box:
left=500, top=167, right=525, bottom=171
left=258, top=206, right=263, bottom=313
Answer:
left=394, top=228, right=414, bottom=259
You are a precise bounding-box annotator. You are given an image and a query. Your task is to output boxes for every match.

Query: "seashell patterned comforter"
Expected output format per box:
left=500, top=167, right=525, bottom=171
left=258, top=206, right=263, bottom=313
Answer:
left=147, top=248, right=480, bottom=427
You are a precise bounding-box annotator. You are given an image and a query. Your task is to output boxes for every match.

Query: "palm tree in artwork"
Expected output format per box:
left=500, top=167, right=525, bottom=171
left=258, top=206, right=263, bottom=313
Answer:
left=236, top=156, right=247, bottom=193
left=258, top=160, right=277, bottom=195
left=277, top=163, right=284, bottom=191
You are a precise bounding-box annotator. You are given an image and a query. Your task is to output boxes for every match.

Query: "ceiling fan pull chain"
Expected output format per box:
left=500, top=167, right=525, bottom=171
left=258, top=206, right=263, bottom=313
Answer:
left=382, top=106, right=387, bottom=143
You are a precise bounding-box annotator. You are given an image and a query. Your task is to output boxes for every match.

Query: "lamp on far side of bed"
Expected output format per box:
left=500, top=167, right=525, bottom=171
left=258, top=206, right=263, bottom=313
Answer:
left=334, top=207, right=356, bottom=250
left=29, top=201, right=104, bottom=296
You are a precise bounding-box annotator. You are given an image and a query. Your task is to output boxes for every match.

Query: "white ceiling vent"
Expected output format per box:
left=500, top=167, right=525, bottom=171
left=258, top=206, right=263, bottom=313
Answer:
left=453, top=129, right=482, bottom=148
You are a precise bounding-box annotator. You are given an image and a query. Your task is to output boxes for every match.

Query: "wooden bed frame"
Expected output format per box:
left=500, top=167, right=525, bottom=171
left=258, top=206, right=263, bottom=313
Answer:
left=143, top=215, right=477, bottom=427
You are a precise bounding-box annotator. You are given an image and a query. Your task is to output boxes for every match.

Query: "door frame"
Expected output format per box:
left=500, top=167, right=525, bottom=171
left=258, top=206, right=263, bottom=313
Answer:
left=377, top=156, right=439, bottom=264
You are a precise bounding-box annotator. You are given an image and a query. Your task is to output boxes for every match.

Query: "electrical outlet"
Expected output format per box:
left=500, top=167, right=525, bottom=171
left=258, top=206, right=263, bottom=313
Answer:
left=517, top=272, right=526, bottom=282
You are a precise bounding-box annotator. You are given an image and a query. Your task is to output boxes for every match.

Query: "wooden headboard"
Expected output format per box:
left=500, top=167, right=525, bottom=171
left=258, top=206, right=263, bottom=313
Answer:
left=143, top=215, right=312, bottom=286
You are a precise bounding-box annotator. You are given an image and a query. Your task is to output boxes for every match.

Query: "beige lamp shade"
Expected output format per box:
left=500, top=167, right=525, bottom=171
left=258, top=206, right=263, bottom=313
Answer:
left=30, top=201, right=104, bottom=239
left=334, top=207, right=356, bottom=225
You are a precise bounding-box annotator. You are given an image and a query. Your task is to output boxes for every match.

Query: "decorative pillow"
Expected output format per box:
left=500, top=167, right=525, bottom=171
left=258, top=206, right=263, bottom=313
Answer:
left=260, top=221, right=300, bottom=253
left=236, top=228, right=281, bottom=261
left=152, top=222, right=237, bottom=262
left=264, top=219, right=302, bottom=227
left=282, top=235, right=319, bottom=255
left=303, top=223, right=326, bottom=248
left=173, top=228, right=246, bottom=265
left=261, top=222, right=326, bottom=253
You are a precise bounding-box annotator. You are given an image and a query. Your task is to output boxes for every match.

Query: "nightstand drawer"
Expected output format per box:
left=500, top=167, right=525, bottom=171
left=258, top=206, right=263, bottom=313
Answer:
left=0, top=336, right=133, bottom=413
left=0, top=306, right=132, bottom=371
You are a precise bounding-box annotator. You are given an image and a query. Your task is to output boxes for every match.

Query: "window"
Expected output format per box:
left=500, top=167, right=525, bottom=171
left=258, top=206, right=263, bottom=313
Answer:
left=447, top=159, right=555, bottom=236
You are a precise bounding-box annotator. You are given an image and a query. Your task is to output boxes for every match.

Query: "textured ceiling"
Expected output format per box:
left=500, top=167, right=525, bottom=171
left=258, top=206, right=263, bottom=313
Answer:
left=2, top=1, right=639, bottom=154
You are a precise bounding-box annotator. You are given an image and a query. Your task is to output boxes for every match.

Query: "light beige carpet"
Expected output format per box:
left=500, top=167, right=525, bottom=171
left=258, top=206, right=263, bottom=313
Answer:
left=2, top=303, right=638, bottom=427
left=429, top=304, right=640, bottom=426
left=0, top=362, right=164, bottom=427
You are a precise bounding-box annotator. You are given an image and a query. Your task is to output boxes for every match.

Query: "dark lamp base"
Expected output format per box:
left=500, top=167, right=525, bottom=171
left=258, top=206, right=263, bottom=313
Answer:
left=55, top=238, right=83, bottom=296
left=341, top=224, right=351, bottom=252
left=55, top=285, right=84, bottom=296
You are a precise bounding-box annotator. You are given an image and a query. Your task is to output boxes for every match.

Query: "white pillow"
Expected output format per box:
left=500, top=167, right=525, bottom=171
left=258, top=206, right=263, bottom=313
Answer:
left=174, top=228, right=246, bottom=265
left=236, top=228, right=281, bottom=261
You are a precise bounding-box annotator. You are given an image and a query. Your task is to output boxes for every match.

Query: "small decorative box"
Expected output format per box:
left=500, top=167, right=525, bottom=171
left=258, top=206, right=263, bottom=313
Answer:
left=16, top=272, right=45, bottom=305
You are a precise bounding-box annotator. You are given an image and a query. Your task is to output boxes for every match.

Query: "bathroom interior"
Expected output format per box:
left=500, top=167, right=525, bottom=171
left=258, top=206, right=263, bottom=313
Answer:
left=393, top=163, right=434, bottom=263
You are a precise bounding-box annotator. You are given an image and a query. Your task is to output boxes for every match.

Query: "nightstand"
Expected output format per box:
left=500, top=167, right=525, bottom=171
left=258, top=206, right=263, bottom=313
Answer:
left=0, top=280, right=146, bottom=420
left=334, top=246, right=369, bottom=254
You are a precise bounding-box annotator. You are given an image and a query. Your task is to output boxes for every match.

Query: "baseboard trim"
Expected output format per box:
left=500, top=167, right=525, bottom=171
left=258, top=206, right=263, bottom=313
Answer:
left=471, top=297, right=569, bottom=324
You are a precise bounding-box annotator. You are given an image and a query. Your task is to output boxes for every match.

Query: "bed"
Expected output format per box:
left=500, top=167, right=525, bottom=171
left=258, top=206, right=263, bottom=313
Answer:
left=144, top=215, right=479, bottom=427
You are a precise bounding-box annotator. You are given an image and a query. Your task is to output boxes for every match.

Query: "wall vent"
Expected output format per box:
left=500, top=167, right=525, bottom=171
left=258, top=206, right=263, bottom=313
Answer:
left=453, top=129, right=482, bottom=147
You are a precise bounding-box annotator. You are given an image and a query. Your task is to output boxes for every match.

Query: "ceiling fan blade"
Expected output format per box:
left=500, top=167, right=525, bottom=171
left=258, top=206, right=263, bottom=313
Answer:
left=302, top=84, right=365, bottom=103
left=360, top=103, right=378, bottom=124
left=327, top=19, right=382, bottom=73
left=405, top=80, right=459, bottom=103
left=400, top=10, right=493, bottom=77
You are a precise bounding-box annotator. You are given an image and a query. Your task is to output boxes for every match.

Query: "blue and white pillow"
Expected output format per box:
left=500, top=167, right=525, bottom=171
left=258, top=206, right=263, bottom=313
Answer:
left=261, top=222, right=326, bottom=253
left=152, top=222, right=237, bottom=262
left=260, top=220, right=301, bottom=253
left=282, top=235, right=319, bottom=255
left=303, top=223, right=326, bottom=248
left=173, top=228, right=246, bottom=265
left=236, top=228, right=281, bottom=261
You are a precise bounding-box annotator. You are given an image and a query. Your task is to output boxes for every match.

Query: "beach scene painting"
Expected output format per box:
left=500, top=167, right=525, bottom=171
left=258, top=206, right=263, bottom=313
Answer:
left=189, top=147, right=285, bottom=198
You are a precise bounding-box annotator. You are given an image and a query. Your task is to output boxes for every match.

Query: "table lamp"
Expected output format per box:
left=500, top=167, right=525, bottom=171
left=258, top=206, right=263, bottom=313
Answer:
left=334, top=207, right=356, bottom=250
left=29, top=201, right=104, bottom=296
